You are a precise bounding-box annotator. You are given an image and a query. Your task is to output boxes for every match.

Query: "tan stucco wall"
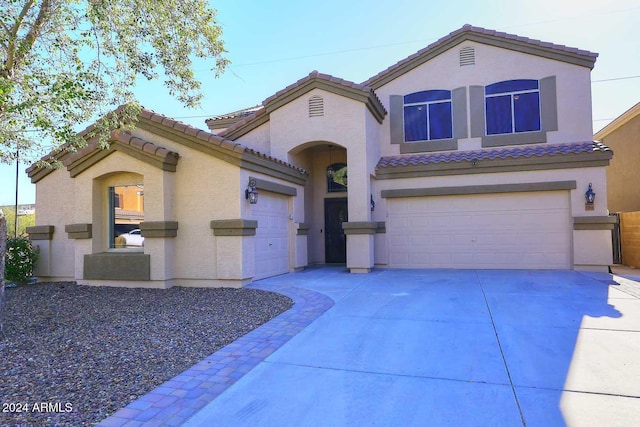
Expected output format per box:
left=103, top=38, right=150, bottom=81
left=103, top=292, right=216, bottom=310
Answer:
left=235, top=122, right=271, bottom=155
left=33, top=168, right=75, bottom=280
left=375, top=41, right=594, bottom=157
left=601, top=114, right=640, bottom=212
left=132, top=128, right=248, bottom=283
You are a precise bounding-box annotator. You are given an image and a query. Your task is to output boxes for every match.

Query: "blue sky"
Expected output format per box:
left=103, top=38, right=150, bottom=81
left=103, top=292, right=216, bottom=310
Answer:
left=1, top=0, right=639, bottom=205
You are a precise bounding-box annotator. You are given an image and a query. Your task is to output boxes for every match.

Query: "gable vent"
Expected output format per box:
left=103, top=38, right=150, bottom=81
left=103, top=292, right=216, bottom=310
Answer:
left=309, top=95, right=324, bottom=117
left=459, top=46, right=475, bottom=66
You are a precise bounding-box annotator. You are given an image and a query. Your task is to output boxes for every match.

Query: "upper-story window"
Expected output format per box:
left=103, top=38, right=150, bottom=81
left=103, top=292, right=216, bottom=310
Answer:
left=485, top=79, right=540, bottom=135
left=404, top=90, right=453, bottom=142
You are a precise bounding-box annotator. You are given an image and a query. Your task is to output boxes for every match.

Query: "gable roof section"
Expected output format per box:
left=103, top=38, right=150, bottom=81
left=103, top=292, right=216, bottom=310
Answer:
left=220, top=71, right=387, bottom=140
left=64, top=130, right=180, bottom=178
left=376, top=141, right=612, bottom=179
left=363, top=24, right=599, bottom=89
left=594, top=101, right=640, bottom=140
left=28, top=106, right=308, bottom=185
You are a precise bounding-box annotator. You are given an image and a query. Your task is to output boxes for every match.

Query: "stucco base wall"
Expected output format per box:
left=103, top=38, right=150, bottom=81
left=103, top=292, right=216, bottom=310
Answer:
left=32, top=240, right=52, bottom=277
left=216, top=235, right=255, bottom=280
left=79, top=279, right=174, bottom=289
left=374, top=232, right=388, bottom=267
left=37, top=276, right=75, bottom=283
left=294, top=235, right=308, bottom=269
left=78, top=278, right=253, bottom=289
left=573, top=229, right=613, bottom=270
left=346, top=234, right=374, bottom=272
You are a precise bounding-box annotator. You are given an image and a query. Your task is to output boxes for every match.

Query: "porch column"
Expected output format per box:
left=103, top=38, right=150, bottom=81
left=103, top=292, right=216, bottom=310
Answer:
left=345, top=148, right=375, bottom=273
left=342, top=222, right=376, bottom=273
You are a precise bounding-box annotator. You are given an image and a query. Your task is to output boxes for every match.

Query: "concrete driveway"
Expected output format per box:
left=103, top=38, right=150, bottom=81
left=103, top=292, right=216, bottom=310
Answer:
left=180, top=268, right=640, bottom=426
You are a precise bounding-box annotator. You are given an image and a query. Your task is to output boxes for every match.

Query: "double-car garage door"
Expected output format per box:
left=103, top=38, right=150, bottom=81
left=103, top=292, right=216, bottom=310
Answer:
left=387, top=191, right=571, bottom=269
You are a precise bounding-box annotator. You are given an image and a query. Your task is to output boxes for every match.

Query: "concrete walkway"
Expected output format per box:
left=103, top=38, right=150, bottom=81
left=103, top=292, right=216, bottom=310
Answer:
left=185, top=268, right=640, bottom=427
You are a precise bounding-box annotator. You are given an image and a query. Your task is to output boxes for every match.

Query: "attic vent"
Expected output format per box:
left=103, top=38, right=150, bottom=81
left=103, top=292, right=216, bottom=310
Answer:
left=309, top=95, right=324, bottom=117
left=459, top=46, right=475, bottom=66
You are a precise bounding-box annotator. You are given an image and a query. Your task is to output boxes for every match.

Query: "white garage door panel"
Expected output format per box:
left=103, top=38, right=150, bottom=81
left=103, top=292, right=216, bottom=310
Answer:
left=253, top=192, right=290, bottom=280
left=388, top=191, right=571, bottom=270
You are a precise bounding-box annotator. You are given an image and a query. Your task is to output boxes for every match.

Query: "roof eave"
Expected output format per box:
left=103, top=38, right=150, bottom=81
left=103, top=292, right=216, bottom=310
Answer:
left=594, top=102, right=640, bottom=140
left=364, top=26, right=598, bottom=89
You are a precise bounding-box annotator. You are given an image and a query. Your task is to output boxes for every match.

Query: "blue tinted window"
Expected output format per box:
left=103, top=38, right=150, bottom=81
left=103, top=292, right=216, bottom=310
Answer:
left=485, top=80, right=538, bottom=95
left=403, top=90, right=453, bottom=142
left=485, top=79, right=541, bottom=135
left=404, top=90, right=451, bottom=104
left=404, top=105, right=427, bottom=142
left=514, top=92, right=540, bottom=132
left=429, top=102, right=453, bottom=139
left=486, top=96, right=512, bottom=135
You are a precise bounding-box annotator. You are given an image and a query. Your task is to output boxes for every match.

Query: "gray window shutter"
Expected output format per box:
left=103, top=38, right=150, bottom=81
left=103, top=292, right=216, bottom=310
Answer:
left=452, top=87, right=468, bottom=139
left=540, top=76, right=558, bottom=132
left=469, top=85, right=485, bottom=138
left=389, top=95, right=403, bottom=144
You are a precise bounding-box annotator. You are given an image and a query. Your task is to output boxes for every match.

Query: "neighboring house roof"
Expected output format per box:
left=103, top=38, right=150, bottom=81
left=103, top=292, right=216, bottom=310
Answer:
left=594, top=101, right=640, bottom=140
left=28, top=105, right=308, bottom=184
left=377, top=141, right=611, bottom=170
left=205, top=105, right=264, bottom=130
left=363, top=24, right=599, bottom=89
left=218, top=70, right=387, bottom=140
left=114, top=209, right=144, bottom=220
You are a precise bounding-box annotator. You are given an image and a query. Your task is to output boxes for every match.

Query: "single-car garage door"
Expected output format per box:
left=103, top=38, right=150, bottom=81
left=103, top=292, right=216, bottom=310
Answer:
left=253, top=192, right=290, bottom=280
left=387, top=191, right=571, bottom=269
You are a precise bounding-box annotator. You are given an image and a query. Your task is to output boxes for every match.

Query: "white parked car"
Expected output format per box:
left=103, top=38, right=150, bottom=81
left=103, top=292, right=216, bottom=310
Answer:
left=120, top=229, right=144, bottom=247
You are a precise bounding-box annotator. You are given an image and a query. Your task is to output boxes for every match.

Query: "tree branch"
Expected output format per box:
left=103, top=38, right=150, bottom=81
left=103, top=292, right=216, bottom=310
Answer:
left=5, top=1, right=35, bottom=73
left=12, top=0, right=51, bottom=73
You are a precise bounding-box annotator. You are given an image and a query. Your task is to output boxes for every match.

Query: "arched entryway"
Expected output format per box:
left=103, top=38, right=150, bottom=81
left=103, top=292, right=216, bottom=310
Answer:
left=288, top=142, right=348, bottom=265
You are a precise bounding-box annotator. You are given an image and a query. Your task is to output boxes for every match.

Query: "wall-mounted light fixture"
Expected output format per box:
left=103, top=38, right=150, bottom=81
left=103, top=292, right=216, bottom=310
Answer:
left=245, top=178, right=258, bottom=204
left=327, top=145, right=334, bottom=178
left=585, top=183, right=596, bottom=204
left=370, top=194, right=375, bottom=212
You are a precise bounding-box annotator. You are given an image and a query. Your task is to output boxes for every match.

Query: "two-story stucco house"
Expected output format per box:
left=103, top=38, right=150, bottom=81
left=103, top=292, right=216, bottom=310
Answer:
left=27, top=25, right=614, bottom=288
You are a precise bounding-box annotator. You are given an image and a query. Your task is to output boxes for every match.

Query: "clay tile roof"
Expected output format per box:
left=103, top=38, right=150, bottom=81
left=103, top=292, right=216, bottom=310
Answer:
left=364, top=24, right=598, bottom=88
left=376, top=141, right=610, bottom=169
left=205, top=105, right=264, bottom=124
left=262, top=70, right=376, bottom=105
left=217, top=107, right=268, bottom=138
left=138, top=106, right=307, bottom=174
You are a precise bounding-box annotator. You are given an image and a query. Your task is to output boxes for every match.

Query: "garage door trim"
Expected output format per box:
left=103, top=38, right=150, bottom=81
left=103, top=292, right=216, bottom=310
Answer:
left=381, top=180, right=576, bottom=199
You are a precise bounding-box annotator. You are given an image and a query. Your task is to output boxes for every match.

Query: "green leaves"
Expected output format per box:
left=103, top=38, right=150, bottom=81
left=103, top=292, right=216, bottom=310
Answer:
left=5, top=236, right=39, bottom=285
left=0, top=0, right=228, bottom=164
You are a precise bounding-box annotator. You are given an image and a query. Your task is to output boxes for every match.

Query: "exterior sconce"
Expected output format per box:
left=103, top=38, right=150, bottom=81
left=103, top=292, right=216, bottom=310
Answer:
left=370, top=194, right=375, bottom=212
left=585, top=183, right=596, bottom=204
left=245, top=178, right=258, bottom=204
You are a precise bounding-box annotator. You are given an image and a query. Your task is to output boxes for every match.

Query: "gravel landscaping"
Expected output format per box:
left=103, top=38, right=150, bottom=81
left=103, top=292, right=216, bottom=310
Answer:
left=0, top=282, right=293, bottom=426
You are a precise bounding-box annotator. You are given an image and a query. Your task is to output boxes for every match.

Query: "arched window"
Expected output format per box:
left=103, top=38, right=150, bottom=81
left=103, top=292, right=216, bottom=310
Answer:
left=403, top=90, right=453, bottom=142
left=485, top=79, right=541, bottom=135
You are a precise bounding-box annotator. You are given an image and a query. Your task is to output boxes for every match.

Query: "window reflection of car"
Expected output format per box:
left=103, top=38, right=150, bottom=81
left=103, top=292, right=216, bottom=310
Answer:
left=119, top=229, right=144, bottom=247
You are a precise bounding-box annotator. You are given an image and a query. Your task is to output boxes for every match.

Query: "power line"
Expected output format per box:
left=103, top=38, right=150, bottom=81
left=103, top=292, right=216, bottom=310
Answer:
left=592, top=75, right=640, bottom=83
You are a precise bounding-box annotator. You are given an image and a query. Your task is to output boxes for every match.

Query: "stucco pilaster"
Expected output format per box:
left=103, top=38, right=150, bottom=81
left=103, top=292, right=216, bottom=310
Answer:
left=346, top=233, right=374, bottom=273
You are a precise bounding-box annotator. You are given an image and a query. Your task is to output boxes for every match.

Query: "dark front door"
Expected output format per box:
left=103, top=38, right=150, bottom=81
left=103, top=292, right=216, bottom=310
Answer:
left=324, top=198, right=348, bottom=263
